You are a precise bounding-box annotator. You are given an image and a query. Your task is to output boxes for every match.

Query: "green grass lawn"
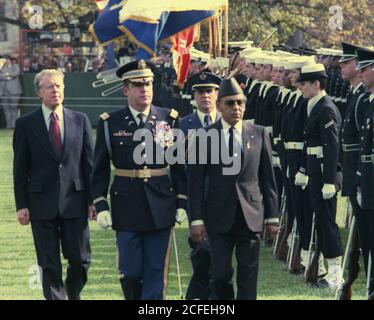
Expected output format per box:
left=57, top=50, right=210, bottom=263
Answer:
left=0, top=129, right=368, bottom=300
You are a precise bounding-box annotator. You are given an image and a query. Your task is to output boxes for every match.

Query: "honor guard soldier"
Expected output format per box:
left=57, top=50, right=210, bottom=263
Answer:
left=92, top=59, right=187, bottom=300
left=283, top=59, right=315, bottom=271
left=296, top=63, right=344, bottom=289
left=339, top=43, right=369, bottom=257
left=356, top=49, right=374, bottom=299
left=180, top=71, right=221, bottom=300
left=338, top=43, right=365, bottom=117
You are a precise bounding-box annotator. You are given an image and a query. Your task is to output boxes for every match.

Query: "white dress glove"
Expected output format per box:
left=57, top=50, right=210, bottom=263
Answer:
left=295, top=171, right=308, bottom=190
left=322, top=183, right=336, bottom=200
left=357, top=190, right=362, bottom=208
left=176, top=208, right=187, bottom=225
left=97, top=210, right=112, bottom=230
left=272, top=156, right=281, bottom=168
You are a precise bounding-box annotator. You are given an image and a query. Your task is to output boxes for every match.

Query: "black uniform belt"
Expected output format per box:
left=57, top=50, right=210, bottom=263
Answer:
left=115, top=168, right=168, bottom=179
left=284, top=142, right=304, bottom=150
left=342, top=143, right=359, bottom=152
left=361, top=154, right=374, bottom=163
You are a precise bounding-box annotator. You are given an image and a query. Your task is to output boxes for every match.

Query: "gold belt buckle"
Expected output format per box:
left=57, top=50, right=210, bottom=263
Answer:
left=138, top=169, right=151, bottom=179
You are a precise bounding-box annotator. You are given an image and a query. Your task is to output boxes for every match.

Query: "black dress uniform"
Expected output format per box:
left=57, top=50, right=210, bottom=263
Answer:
left=255, top=81, right=282, bottom=210
left=341, top=82, right=368, bottom=200
left=297, top=66, right=344, bottom=262
left=92, top=60, right=187, bottom=300
left=243, top=78, right=262, bottom=123
left=282, top=90, right=313, bottom=252
left=355, top=49, right=374, bottom=299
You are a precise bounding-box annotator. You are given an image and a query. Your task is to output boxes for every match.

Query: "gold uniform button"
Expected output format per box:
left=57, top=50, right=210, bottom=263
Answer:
left=120, top=142, right=123, bottom=145
left=144, top=178, right=148, bottom=182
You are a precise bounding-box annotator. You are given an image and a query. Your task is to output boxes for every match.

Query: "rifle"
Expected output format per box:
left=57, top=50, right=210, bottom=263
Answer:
left=367, top=251, right=373, bottom=300
left=305, top=213, right=321, bottom=285
left=344, top=198, right=352, bottom=230
left=335, top=215, right=360, bottom=300
left=287, top=219, right=301, bottom=273
left=273, top=190, right=290, bottom=261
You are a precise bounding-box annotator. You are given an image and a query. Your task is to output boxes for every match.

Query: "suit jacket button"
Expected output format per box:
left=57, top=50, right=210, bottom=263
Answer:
left=144, top=178, right=148, bottom=182
left=114, top=191, right=118, bottom=196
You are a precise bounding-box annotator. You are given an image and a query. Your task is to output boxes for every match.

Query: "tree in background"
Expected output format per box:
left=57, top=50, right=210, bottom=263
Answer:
left=228, top=0, right=374, bottom=48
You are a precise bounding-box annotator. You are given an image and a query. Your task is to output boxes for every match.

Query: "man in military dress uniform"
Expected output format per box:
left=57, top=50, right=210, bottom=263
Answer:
left=92, top=60, right=187, bottom=300
left=296, top=63, right=344, bottom=289
left=180, top=71, right=221, bottom=300
left=355, top=49, right=374, bottom=299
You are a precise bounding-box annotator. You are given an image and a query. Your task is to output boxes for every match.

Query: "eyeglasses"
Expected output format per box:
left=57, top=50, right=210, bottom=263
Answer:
left=223, top=99, right=246, bottom=107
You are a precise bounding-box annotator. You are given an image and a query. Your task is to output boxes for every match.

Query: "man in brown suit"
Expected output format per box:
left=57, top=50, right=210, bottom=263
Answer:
left=188, top=77, right=279, bottom=300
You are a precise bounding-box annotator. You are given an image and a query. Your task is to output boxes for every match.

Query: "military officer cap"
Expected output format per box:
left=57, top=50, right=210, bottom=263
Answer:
left=339, top=42, right=362, bottom=63
left=356, top=48, right=374, bottom=70
left=116, top=59, right=156, bottom=83
left=189, top=71, right=221, bottom=91
left=296, top=63, right=328, bottom=82
left=218, top=77, right=245, bottom=99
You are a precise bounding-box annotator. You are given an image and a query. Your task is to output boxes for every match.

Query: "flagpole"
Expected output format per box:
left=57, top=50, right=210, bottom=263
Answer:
left=224, top=5, right=228, bottom=57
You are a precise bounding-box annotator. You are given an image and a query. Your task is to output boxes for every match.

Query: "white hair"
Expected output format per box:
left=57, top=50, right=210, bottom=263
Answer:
left=34, top=69, right=64, bottom=93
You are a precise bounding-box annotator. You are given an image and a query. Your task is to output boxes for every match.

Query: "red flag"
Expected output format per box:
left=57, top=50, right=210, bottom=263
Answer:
left=171, top=26, right=196, bottom=88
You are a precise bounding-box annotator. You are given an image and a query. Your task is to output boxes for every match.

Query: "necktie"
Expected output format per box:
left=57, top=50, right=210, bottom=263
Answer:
left=204, top=114, right=212, bottom=127
left=49, top=111, right=62, bottom=158
left=229, top=126, right=234, bottom=158
left=137, top=113, right=146, bottom=128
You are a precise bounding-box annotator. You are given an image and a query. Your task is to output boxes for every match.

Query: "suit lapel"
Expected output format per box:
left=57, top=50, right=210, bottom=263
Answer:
left=30, top=108, right=59, bottom=162
left=240, top=121, right=257, bottom=174
left=60, top=108, right=77, bottom=162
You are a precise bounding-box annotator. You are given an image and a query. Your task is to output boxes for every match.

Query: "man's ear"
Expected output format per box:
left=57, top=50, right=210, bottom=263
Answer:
left=216, top=100, right=222, bottom=112
left=122, top=85, right=129, bottom=96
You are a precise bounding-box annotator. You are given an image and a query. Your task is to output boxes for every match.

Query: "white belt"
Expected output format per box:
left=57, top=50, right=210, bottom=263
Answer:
left=361, top=154, right=374, bottom=163
left=307, top=146, right=323, bottom=157
left=266, top=126, right=273, bottom=135
left=342, top=143, right=359, bottom=152
left=273, top=137, right=281, bottom=145
left=284, top=142, right=304, bottom=150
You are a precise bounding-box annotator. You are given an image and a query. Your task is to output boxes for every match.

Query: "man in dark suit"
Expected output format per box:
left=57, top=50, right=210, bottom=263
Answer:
left=180, top=71, right=221, bottom=300
left=92, top=60, right=187, bottom=300
left=188, top=77, right=279, bottom=300
left=13, top=69, right=95, bottom=300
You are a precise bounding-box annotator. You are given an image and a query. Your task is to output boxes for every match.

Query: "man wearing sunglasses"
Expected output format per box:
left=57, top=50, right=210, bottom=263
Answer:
left=180, top=71, right=221, bottom=300
left=188, top=77, right=279, bottom=299
left=92, top=59, right=187, bottom=300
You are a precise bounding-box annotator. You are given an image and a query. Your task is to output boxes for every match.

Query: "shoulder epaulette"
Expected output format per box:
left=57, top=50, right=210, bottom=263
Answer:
left=99, top=112, right=110, bottom=120
left=169, top=108, right=179, bottom=119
